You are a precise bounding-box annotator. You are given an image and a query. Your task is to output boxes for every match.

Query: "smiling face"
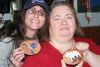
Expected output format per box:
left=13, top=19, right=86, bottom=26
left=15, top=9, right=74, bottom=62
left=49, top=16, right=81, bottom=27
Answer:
left=25, top=5, right=46, bottom=32
left=49, top=5, right=76, bottom=43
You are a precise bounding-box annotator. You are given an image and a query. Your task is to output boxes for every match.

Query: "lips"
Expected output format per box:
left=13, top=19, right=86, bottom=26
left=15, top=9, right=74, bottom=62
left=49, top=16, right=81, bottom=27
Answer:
left=31, top=20, right=40, bottom=24
left=60, top=27, right=69, bottom=31
left=59, top=27, right=70, bottom=36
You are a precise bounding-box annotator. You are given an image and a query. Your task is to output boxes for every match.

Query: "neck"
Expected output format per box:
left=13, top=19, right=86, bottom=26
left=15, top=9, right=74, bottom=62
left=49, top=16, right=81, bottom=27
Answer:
left=25, top=29, right=37, bottom=38
left=49, top=39, right=75, bottom=54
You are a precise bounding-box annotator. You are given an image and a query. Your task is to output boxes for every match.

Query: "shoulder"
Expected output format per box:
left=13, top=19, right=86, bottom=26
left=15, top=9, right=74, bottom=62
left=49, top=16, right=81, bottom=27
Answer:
left=0, top=37, right=13, bottom=42
left=74, top=37, right=97, bottom=46
left=0, top=37, right=14, bottom=47
left=0, top=37, right=14, bottom=49
left=74, top=37, right=93, bottom=43
left=74, top=37, right=100, bottom=54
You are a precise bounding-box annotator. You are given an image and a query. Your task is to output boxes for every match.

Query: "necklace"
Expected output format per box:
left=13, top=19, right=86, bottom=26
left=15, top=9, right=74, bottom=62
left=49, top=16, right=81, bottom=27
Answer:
left=24, top=34, right=39, bottom=41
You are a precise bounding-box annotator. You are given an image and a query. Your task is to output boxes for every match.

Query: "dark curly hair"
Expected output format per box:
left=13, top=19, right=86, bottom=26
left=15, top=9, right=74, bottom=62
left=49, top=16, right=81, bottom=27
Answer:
left=0, top=6, right=49, bottom=46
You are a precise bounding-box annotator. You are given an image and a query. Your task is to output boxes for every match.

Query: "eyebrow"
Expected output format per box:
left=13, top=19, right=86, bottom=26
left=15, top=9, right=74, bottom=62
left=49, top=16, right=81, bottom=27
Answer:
left=65, top=14, right=73, bottom=16
left=30, top=7, right=44, bottom=11
left=53, top=15, right=60, bottom=18
left=53, top=14, right=73, bottom=18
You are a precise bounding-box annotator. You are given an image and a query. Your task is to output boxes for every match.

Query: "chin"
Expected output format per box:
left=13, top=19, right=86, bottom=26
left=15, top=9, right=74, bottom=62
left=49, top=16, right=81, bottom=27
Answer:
left=31, top=27, right=40, bottom=30
left=58, top=37, right=72, bottom=43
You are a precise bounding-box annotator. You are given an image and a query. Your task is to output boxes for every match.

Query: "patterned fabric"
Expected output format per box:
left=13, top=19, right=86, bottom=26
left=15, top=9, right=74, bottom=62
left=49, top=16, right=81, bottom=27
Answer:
left=0, top=37, right=14, bottom=67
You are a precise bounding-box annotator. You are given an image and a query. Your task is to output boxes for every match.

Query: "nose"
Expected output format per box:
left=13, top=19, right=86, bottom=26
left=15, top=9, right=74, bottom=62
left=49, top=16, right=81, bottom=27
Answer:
left=61, top=18, right=68, bottom=25
left=34, top=13, right=39, bottom=18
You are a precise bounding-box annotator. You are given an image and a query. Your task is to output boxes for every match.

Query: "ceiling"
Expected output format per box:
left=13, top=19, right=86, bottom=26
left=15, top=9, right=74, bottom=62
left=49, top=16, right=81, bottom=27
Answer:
left=0, top=0, right=73, bottom=14
left=0, top=0, right=54, bottom=13
left=0, top=0, right=11, bottom=13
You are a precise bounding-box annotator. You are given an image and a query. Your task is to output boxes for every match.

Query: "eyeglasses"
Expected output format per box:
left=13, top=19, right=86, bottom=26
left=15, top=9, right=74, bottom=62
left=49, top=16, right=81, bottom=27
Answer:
left=26, top=8, right=46, bottom=17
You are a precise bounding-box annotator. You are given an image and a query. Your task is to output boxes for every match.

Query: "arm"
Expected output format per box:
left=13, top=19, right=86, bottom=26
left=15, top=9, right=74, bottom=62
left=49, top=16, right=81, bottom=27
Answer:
left=75, top=42, right=100, bottom=67
left=84, top=50, right=100, bottom=67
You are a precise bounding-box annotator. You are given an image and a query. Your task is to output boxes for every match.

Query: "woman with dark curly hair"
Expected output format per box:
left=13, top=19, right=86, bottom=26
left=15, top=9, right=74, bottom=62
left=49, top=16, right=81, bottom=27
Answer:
left=0, top=0, right=49, bottom=67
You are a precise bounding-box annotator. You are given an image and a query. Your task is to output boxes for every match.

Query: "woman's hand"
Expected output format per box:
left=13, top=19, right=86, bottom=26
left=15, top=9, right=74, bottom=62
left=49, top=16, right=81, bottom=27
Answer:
left=10, top=47, right=25, bottom=67
left=75, top=42, right=89, bottom=61
left=75, top=42, right=89, bottom=52
left=73, top=42, right=89, bottom=67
